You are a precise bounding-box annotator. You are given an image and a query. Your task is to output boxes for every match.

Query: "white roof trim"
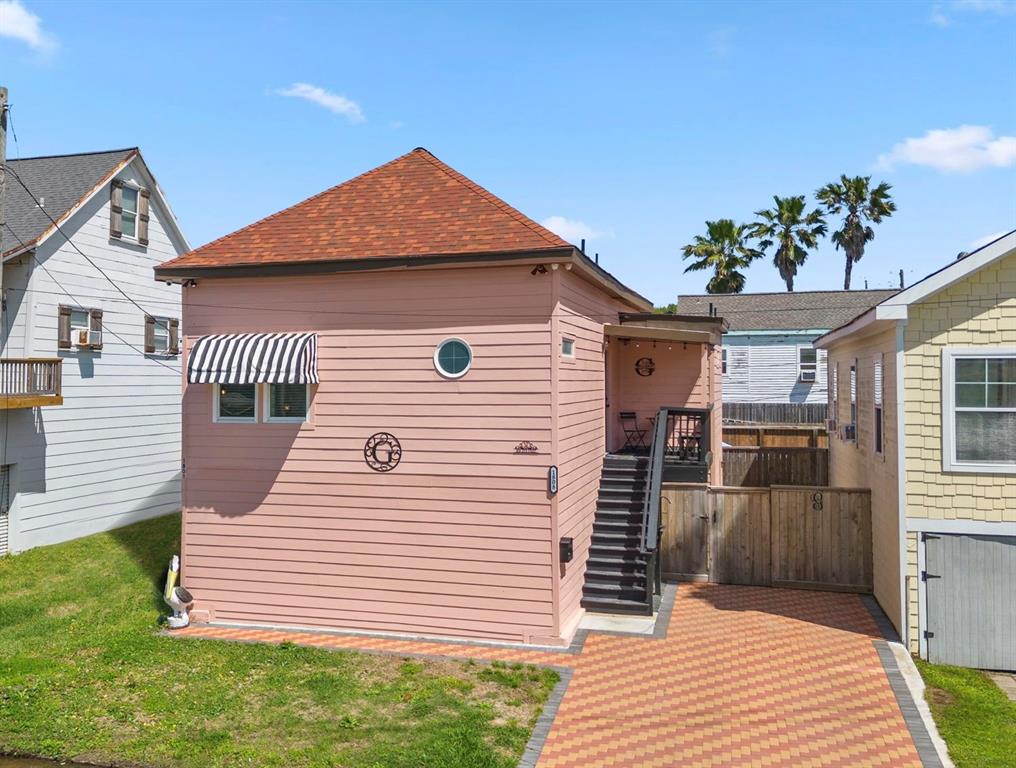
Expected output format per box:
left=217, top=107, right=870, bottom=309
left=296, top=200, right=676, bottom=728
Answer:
left=874, top=230, right=1016, bottom=318
left=816, top=229, right=1016, bottom=348
left=2, top=150, right=190, bottom=262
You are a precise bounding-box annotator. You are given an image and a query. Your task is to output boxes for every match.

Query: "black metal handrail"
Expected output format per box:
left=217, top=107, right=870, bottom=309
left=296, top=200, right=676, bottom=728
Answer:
left=638, top=406, right=713, bottom=612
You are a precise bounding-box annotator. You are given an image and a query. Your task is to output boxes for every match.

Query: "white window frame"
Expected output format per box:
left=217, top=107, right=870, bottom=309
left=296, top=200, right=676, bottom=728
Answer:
left=120, top=184, right=140, bottom=242
left=69, top=307, right=91, bottom=346
left=721, top=348, right=727, bottom=375
left=264, top=383, right=311, bottom=424
left=873, top=353, right=884, bottom=456
left=942, top=347, right=1016, bottom=474
left=151, top=316, right=172, bottom=354
left=798, top=346, right=818, bottom=383
left=561, top=337, right=575, bottom=358
left=434, top=337, right=473, bottom=379
left=213, top=383, right=260, bottom=424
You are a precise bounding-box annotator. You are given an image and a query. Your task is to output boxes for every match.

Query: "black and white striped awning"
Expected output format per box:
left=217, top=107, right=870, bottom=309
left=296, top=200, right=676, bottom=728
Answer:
left=187, top=333, right=318, bottom=385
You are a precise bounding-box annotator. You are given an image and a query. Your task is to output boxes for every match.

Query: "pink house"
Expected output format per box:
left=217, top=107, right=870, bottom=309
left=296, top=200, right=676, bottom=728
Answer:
left=156, top=149, right=723, bottom=645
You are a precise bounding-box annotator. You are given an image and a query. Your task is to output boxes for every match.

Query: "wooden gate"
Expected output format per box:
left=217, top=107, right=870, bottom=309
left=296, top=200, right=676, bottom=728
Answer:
left=661, top=484, right=872, bottom=592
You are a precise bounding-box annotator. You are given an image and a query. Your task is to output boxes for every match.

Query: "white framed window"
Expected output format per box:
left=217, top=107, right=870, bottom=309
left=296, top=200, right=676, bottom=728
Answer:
left=830, top=362, right=839, bottom=423
left=942, top=348, right=1016, bottom=473
left=561, top=337, right=575, bottom=358
left=849, top=360, right=857, bottom=428
left=59, top=305, right=102, bottom=349
left=798, top=347, right=818, bottom=382
left=873, top=353, right=884, bottom=455
left=434, top=337, right=472, bottom=379
left=120, top=186, right=139, bottom=240
left=721, top=348, right=727, bottom=375
left=214, top=383, right=259, bottom=423
left=265, top=383, right=309, bottom=423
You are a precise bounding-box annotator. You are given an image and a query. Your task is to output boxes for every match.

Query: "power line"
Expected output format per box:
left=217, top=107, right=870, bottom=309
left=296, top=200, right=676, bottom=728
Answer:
left=0, top=276, right=1008, bottom=320
left=1, top=222, right=181, bottom=374
left=4, top=163, right=166, bottom=323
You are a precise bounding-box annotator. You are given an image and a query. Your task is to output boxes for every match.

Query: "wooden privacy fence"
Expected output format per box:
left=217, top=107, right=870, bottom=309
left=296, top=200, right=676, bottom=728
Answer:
left=723, top=425, right=829, bottom=449
left=660, top=484, right=872, bottom=592
left=723, top=402, right=827, bottom=425
left=722, top=446, right=828, bottom=487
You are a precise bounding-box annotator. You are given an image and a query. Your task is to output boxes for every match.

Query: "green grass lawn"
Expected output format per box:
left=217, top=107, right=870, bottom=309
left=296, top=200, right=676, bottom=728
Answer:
left=916, top=659, right=1016, bottom=768
left=0, top=514, right=558, bottom=768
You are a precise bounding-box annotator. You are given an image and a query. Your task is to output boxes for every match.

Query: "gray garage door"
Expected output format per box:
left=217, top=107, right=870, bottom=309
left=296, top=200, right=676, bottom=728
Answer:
left=925, top=533, right=1016, bottom=670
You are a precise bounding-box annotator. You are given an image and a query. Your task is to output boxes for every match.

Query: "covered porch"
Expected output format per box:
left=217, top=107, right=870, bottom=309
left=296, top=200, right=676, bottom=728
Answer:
left=604, top=313, right=725, bottom=484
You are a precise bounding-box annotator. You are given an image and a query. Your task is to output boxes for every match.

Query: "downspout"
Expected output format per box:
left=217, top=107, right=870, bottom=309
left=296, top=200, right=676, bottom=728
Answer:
left=895, top=320, right=910, bottom=651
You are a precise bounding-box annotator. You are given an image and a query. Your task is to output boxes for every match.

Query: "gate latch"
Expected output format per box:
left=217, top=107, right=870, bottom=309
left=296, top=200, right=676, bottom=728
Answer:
left=921, top=570, right=940, bottom=582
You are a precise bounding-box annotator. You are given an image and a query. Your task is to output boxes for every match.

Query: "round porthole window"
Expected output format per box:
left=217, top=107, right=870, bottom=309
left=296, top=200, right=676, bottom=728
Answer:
left=434, top=338, right=472, bottom=379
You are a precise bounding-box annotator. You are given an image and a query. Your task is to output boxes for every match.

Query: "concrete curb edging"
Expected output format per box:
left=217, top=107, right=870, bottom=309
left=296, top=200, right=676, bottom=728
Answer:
left=862, top=595, right=953, bottom=768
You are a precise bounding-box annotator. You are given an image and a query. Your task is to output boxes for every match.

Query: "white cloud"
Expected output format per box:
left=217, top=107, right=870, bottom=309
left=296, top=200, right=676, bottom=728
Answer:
left=876, top=125, right=1016, bottom=173
left=0, top=0, right=56, bottom=51
left=968, top=231, right=1008, bottom=250
left=930, top=0, right=1016, bottom=26
left=275, top=83, right=365, bottom=123
left=541, top=216, right=611, bottom=244
left=930, top=3, right=951, bottom=25
left=953, top=0, right=1016, bottom=14
left=707, top=27, right=735, bottom=59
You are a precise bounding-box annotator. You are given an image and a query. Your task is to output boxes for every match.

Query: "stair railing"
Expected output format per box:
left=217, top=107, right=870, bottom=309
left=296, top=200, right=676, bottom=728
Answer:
left=638, top=407, right=670, bottom=612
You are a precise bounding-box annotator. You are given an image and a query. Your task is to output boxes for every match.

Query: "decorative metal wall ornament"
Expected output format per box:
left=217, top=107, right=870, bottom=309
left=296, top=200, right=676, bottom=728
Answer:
left=364, top=432, right=402, bottom=472
left=811, top=492, right=824, bottom=511
left=514, top=441, right=538, bottom=454
left=635, top=357, right=656, bottom=377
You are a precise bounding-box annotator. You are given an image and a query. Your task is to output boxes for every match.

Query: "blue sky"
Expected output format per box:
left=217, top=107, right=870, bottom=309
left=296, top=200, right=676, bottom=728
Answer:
left=2, top=0, right=1014, bottom=305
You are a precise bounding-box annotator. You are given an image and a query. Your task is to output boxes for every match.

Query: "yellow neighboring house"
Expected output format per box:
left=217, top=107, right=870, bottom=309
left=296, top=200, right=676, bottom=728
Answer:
left=816, top=230, right=1016, bottom=671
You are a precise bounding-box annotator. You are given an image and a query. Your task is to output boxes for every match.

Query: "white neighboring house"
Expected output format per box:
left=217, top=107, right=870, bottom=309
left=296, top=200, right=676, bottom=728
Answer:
left=0, top=148, right=189, bottom=554
left=677, top=290, right=897, bottom=422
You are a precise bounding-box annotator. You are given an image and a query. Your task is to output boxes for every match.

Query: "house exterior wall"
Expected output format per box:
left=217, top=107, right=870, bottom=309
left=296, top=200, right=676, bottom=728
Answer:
left=825, top=326, right=902, bottom=636
left=553, top=267, right=632, bottom=639
left=1, top=158, right=185, bottom=552
left=900, top=250, right=1016, bottom=651
left=180, top=264, right=571, bottom=644
left=722, top=333, right=828, bottom=404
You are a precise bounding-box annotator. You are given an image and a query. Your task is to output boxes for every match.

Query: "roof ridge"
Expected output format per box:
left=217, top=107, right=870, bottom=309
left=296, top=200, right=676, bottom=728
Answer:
left=412, top=149, right=569, bottom=248
left=166, top=148, right=426, bottom=264
left=678, top=288, right=899, bottom=299
left=7, top=147, right=138, bottom=163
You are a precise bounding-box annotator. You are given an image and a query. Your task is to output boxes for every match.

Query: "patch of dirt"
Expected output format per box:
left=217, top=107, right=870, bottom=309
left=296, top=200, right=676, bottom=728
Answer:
left=927, top=687, right=955, bottom=707
left=46, top=603, right=80, bottom=619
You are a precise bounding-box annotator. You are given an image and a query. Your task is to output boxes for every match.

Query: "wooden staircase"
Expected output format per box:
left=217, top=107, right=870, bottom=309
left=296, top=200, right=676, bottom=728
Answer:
left=580, top=454, right=653, bottom=615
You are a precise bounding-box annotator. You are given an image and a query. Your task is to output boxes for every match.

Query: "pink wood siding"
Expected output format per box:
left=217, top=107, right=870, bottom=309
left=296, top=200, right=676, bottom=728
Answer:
left=181, top=265, right=559, bottom=643
left=553, top=269, right=629, bottom=637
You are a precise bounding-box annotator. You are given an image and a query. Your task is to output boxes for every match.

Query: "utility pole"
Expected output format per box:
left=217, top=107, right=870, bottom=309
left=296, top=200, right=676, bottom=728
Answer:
left=0, top=86, right=7, bottom=301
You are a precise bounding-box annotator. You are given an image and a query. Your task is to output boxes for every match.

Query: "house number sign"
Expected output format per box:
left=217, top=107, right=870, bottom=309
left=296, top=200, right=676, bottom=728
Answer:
left=635, top=357, right=655, bottom=377
left=364, top=432, right=402, bottom=472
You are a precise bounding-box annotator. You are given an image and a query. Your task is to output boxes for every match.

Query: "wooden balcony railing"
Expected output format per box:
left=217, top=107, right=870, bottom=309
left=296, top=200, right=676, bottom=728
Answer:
left=0, top=358, right=64, bottom=408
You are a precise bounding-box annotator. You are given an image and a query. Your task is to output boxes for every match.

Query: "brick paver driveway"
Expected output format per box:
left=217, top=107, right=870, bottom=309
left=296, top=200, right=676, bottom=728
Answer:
left=176, top=583, right=927, bottom=767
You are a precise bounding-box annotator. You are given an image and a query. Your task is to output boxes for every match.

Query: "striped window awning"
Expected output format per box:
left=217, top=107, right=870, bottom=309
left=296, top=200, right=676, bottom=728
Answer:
left=187, top=333, right=318, bottom=385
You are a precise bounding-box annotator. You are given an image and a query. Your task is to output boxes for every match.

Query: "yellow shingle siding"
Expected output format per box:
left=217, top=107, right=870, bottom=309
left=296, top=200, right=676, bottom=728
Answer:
left=903, top=251, right=1016, bottom=524
left=826, top=326, right=902, bottom=635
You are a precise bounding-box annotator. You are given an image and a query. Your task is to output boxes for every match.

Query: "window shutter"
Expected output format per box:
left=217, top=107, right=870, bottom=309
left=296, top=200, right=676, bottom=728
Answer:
left=138, top=188, right=150, bottom=246
left=57, top=305, right=72, bottom=349
left=110, top=180, right=123, bottom=239
left=169, top=318, right=180, bottom=355
left=144, top=315, right=156, bottom=354
left=89, top=308, right=103, bottom=350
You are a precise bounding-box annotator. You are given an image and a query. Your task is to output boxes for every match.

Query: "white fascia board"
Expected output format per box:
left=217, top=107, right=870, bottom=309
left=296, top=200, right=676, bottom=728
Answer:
left=726, top=329, right=830, bottom=338
left=887, top=230, right=1016, bottom=309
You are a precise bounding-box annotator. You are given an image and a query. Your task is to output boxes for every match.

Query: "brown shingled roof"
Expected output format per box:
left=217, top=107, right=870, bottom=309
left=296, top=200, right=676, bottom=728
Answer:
left=676, top=289, right=899, bottom=331
left=157, top=148, right=571, bottom=271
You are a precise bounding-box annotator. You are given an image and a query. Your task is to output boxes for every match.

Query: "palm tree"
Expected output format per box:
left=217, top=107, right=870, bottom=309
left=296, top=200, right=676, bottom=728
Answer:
left=681, top=219, right=762, bottom=294
left=816, top=175, right=896, bottom=290
left=749, top=195, right=827, bottom=292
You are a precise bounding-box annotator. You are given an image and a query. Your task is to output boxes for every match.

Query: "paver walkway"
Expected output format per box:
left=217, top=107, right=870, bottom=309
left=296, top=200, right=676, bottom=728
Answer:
left=173, top=583, right=927, bottom=767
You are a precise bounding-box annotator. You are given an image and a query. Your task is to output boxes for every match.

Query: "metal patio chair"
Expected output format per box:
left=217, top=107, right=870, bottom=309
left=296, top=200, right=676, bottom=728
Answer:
left=619, top=411, right=647, bottom=451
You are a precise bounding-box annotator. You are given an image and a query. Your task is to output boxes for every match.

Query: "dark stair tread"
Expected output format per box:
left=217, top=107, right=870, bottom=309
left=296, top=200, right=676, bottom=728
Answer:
left=580, top=596, right=653, bottom=615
